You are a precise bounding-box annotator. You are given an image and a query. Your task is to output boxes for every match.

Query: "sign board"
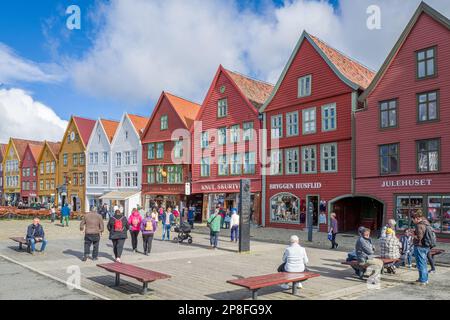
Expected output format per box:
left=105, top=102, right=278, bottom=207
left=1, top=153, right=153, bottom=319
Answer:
left=239, top=179, right=251, bottom=253
left=185, top=183, right=191, bottom=196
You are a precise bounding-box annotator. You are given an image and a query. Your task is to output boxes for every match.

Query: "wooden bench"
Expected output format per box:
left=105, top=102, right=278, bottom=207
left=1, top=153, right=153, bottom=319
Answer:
left=10, top=237, right=30, bottom=253
left=97, top=262, right=171, bottom=295
left=341, top=258, right=400, bottom=277
left=227, top=272, right=320, bottom=300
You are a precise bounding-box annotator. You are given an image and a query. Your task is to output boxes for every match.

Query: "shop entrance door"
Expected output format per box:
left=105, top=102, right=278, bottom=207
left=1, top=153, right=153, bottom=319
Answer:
left=307, top=196, right=319, bottom=228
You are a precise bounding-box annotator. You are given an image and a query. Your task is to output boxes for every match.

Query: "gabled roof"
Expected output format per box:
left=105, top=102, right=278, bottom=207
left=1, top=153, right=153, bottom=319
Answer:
left=100, top=119, right=120, bottom=143
left=47, top=142, right=62, bottom=159
left=28, top=144, right=44, bottom=163
left=224, top=69, right=274, bottom=109
left=128, top=114, right=149, bottom=137
left=165, top=92, right=201, bottom=129
left=11, top=138, right=44, bottom=162
left=359, top=1, right=450, bottom=102
left=260, top=31, right=376, bottom=112
left=0, top=144, right=6, bottom=158
left=73, top=116, right=96, bottom=147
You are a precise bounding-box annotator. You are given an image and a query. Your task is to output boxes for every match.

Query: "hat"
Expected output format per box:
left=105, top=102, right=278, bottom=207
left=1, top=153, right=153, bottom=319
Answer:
left=386, top=228, right=394, bottom=235
left=358, top=226, right=367, bottom=235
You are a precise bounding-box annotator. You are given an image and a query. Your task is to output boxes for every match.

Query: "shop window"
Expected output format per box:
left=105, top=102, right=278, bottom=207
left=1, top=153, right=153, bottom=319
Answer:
left=417, top=47, right=436, bottom=79
left=395, top=196, right=424, bottom=231
left=379, top=143, right=399, bottom=175
left=427, top=196, right=450, bottom=234
left=417, top=139, right=439, bottom=172
left=417, top=91, right=438, bottom=122
left=380, top=99, right=397, bottom=128
left=270, top=193, right=300, bottom=224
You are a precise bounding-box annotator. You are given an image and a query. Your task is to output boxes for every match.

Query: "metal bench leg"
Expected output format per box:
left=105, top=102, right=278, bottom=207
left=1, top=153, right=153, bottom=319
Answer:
left=19, top=243, right=23, bottom=251
left=115, top=273, right=120, bottom=287
left=292, top=282, right=299, bottom=295
left=142, top=282, right=148, bottom=295
left=252, top=289, right=259, bottom=300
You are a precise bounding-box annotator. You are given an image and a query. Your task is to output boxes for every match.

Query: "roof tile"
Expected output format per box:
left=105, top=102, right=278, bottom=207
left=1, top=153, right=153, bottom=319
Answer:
left=165, top=93, right=201, bottom=129
left=100, top=119, right=120, bottom=143
left=73, top=116, right=96, bottom=146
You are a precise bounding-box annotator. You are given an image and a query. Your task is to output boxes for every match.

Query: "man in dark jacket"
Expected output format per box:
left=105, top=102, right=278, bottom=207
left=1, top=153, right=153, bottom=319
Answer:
left=107, top=210, right=129, bottom=263
left=80, top=211, right=105, bottom=261
left=26, top=218, right=48, bottom=255
left=355, top=228, right=383, bottom=283
left=412, top=210, right=432, bottom=285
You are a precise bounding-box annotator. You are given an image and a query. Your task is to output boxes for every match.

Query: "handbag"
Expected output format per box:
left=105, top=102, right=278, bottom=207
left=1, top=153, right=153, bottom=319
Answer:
left=327, top=232, right=333, bottom=241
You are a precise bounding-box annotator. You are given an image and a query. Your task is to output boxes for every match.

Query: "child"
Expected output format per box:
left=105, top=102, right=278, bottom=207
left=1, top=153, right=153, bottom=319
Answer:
left=400, top=229, right=414, bottom=268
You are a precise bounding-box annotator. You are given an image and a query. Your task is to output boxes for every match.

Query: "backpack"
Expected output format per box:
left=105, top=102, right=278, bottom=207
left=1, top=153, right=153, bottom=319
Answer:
left=113, top=217, right=124, bottom=232
left=132, top=216, right=140, bottom=227
left=422, top=223, right=437, bottom=248
left=145, top=220, right=154, bottom=232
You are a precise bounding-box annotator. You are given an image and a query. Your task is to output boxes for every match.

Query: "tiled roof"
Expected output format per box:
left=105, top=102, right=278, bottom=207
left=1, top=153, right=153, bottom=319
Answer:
left=0, top=144, right=6, bottom=157
left=165, top=93, right=201, bottom=129
left=128, top=114, right=149, bottom=136
left=100, top=119, right=120, bottom=143
left=11, top=139, right=45, bottom=162
left=29, top=144, right=44, bottom=163
left=73, top=116, right=96, bottom=146
left=308, top=33, right=376, bottom=89
left=225, top=69, right=274, bottom=109
left=47, top=142, right=62, bottom=159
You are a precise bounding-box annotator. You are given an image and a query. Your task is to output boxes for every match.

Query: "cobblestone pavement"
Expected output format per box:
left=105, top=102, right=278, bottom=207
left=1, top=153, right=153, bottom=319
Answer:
left=0, top=219, right=448, bottom=300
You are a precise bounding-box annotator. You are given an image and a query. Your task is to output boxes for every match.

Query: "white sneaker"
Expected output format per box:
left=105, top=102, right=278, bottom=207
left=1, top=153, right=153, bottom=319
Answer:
left=116, top=258, right=121, bottom=263
left=297, top=282, right=303, bottom=289
left=280, top=284, right=290, bottom=290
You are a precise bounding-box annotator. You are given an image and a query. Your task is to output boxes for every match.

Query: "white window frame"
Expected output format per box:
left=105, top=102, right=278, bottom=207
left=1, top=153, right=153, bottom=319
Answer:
left=302, top=145, right=317, bottom=174
left=218, top=98, right=228, bottom=118
left=116, top=152, right=122, bottom=167
left=156, top=143, right=164, bottom=159
left=321, top=143, right=338, bottom=173
left=201, top=157, right=210, bottom=177
left=201, top=132, right=209, bottom=149
left=302, top=107, right=317, bottom=135
left=218, top=154, right=228, bottom=176
left=243, top=122, right=254, bottom=141
left=243, top=152, right=256, bottom=175
left=230, top=153, right=242, bottom=175
left=298, top=75, right=312, bottom=98
left=174, top=140, right=183, bottom=159
left=322, top=103, right=337, bottom=132
left=218, top=127, right=227, bottom=145
left=102, top=171, right=108, bottom=186
left=285, top=148, right=299, bottom=175
left=160, top=115, right=168, bottom=130
left=270, top=150, right=283, bottom=176
left=286, top=111, right=299, bottom=137
left=230, top=125, right=240, bottom=144
left=271, top=115, right=283, bottom=139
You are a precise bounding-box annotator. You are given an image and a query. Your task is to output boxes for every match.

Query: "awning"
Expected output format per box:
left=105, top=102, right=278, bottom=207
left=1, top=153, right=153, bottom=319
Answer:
left=100, top=191, right=141, bottom=201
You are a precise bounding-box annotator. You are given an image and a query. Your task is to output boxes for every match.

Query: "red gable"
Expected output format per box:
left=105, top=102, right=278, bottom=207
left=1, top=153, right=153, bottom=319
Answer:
left=73, top=116, right=96, bottom=147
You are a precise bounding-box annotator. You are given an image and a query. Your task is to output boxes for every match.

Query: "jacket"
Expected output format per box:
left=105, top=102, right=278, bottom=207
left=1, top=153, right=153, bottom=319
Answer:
left=107, top=214, right=129, bottom=240
left=207, top=214, right=221, bottom=232
left=141, top=218, right=158, bottom=235
left=414, top=219, right=431, bottom=247
left=80, top=212, right=104, bottom=235
left=61, top=206, right=71, bottom=217
left=355, top=236, right=375, bottom=262
left=400, top=235, right=413, bottom=254
left=26, top=224, right=45, bottom=240
left=282, top=244, right=309, bottom=272
left=330, top=218, right=338, bottom=234
left=128, top=211, right=143, bottom=232
left=380, top=235, right=401, bottom=259
left=161, top=212, right=175, bottom=225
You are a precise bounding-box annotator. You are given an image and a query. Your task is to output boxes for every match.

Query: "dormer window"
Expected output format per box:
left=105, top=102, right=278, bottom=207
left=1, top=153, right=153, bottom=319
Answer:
left=298, top=75, right=312, bottom=98
left=161, top=115, right=168, bottom=130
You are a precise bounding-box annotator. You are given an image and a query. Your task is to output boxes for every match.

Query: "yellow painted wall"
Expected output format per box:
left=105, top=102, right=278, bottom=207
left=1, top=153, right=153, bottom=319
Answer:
left=2, top=140, right=21, bottom=195
left=37, top=143, right=58, bottom=204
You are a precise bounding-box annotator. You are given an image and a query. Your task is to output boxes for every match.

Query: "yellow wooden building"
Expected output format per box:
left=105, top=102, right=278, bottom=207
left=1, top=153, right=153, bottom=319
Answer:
left=37, top=141, right=61, bottom=206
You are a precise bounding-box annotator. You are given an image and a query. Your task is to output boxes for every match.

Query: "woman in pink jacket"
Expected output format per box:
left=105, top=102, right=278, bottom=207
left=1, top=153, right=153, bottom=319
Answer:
left=128, top=208, right=142, bottom=253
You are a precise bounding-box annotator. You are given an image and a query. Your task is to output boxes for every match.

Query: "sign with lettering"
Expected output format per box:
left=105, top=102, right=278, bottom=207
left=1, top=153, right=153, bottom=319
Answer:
left=200, top=183, right=241, bottom=192
left=269, top=183, right=322, bottom=190
left=381, top=179, right=432, bottom=188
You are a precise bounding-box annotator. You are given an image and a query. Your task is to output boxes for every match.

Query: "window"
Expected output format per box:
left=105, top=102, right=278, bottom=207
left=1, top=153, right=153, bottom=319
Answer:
left=302, top=145, right=317, bottom=174
left=395, top=196, right=424, bottom=231
left=243, top=122, right=254, bottom=141
left=102, top=172, right=108, bottom=186
left=218, top=98, right=228, bottom=118
left=103, top=152, right=108, bottom=164
left=298, top=75, right=312, bottom=98
left=51, top=161, right=55, bottom=174
left=218, top=127, right=227, bottom=145
left=230, top=125, right=240, bottom=143
left=40, top=180, right=44, bottom=191
left=94, top=153, right=99, bottom=164
left=132, top=172, right=138, bottom=187
left=270, top=194, right=300, bottom=224
left=167, top=166, right=182, bottom=184
left=379, top=144, right=399, bottom=175
left=80, top=153, right=85, bottom=166
left=73, top=153, right=78, bottom=166
left=270, top=150, right=283, bottom=175
left=174, top=141, right=183, bottom=159
left=380, top=100, right=397, bottom=128
left=218, top=155, right=228, bottom=176
left=40, top=163, right=44, bottom=174
left=321, top=143, right=338, bottom=173
left=322, top=103, right=337, bottom=131
left=94, top=172, right=98, bottom=185
left=271, top=115, right=283, bottom=139
left=89, top=153, right=94, bottom=164
left=115, top=173, right=122, bottom=187
left=244, top=152, right=256, bottom=175
left=51, top=180, right=55, bottom=190
left=147, top=144, right=155, bottom=159
left=428, top=196, right=450, bottom=234
left=89, top=172, right=94, bottom=185
left=160, top=115, right=168, bottom=130
left=125, top=172, right=131, bottom=187
left=302, top=108, right=316, bottom=134
left=156, top=143, right=164, bottom=159
left=124, top=151, right=131, bottom=165
left=32, top=182, right=36, bottom=190
left=201, top=157, right=210, bottom=177
left=417, top=139, right=439, bottom=172
left=286, top=112, right=299, bottom=137
left=417, top=47, right=436, bottom=79
left=147, top=167, right=155, bottom=184
left=201, top=132, right=209, bottom=149
left=230, top=153, right=242, bottom=175
left=156, top=166, right=164, bottom=183
left=46, top=162, right=51, bottom=174
left=73, top=173, right=78, bottom=186
left=418, top=91, right=438, bottom=122
left=285, top=148, right=299, bottom=175
left=116, top=152, right=122, bottom=167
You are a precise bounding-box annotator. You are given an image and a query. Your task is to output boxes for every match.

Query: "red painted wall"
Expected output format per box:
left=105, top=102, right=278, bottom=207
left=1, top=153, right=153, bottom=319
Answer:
left=20, top=146, right=38, bottom=201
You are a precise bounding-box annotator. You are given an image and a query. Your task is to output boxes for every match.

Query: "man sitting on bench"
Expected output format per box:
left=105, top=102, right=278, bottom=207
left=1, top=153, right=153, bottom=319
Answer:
left=356, top=227, right=383, bottom=284
left=26, top=218, right=48, bottom=255
left=278, top=235, right=309, bottom=290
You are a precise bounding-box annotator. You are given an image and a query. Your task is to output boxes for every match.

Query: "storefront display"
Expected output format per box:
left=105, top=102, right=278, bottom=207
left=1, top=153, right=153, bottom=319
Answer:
left=270, top=193, right=300, bottom=224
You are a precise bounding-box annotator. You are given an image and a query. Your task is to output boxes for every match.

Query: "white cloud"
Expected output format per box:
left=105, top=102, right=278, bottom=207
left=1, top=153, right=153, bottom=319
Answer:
left=0, top=43, right=65, bottom=85
left=69, top=0, right=450, bottom=104
left=0, top=88, right=68, bottom=144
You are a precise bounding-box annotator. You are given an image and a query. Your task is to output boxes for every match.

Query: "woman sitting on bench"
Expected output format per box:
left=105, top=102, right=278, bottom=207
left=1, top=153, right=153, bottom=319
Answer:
left=26, top=218, right=48, bottom=255
left=380, top=228, right=402, bottom=273
left=278, top=235, right=309, bottom=290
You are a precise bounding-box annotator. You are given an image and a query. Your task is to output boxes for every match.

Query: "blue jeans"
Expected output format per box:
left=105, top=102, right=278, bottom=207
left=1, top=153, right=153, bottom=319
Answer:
left=29, top=238, right=47, bottom=252
left=230, top=225, right=239, bottom=242
left=162, top=224, right=171, bottom=241
left=402, top=251, right=413, bottom=266
left=414, top=246, right=430, bottom=283
left=210, top=231, right=219, bottom=247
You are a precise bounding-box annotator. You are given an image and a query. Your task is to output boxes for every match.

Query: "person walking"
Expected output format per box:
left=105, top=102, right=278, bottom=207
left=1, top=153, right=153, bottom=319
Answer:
left=188, top=207, right=195, bottom=229
left=161, top=207, right=174, bottom=241
left=80, top=210, right=104, bottom=261
left=50, top=205, right=56, bottom=223
left=224, top=209, right=231, bottom=229
left=128, top=208, right=142, bottom=253
left=151, top=207, right=158, bottom=220
left=329, top=212, right=339, bottom=249
left=141, top=212, right=158, bottom=256
left=412, top=210, right=436, bottom=285
left=355, top=227, right=383, bottom=284
left=230, top=208, right=240, bottom=243
left=107, top=209, right=129, bottom=263
left=26, top=218, right=48, bottom=255
left=278, top=235, right=309, bottom=290
left=173, top=206, right=180, bottom=225
left=61, top=203, right=70, bottom=227
left=207, top=209, right=222, bottom=249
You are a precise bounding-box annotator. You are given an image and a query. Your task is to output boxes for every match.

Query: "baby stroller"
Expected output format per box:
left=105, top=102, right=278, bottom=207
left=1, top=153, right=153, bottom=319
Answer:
left=173, top=221, right=193, bottom=244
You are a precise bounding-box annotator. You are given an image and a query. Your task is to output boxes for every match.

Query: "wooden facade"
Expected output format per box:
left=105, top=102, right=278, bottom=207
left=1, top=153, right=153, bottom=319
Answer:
left=20, top=143, right=44, bottom=204
left=37, top=141, right=61, bottom=206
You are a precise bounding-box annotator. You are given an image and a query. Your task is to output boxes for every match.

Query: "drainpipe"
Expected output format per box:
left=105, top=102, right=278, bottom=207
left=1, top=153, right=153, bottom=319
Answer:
left=351, top=91, right=358, bottom=196
left=261, top=112, right=267, bottom=227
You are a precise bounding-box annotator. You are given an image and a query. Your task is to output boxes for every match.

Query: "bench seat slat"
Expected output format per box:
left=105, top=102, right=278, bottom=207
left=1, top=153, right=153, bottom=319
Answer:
left=227, top=272, right=320, bottom=290
left=97, top=263, right=171, bottom=282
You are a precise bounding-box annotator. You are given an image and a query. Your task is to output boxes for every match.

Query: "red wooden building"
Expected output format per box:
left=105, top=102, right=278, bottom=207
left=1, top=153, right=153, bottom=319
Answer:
left=191, top=65, right=274, bottom=222
left=141, top=92, right=201, bottom=215
left=20, top=142, right=44, bottom=204
left=260, top=31, right=375, bottom=232
left=356, top=3, right=450, bottom=238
